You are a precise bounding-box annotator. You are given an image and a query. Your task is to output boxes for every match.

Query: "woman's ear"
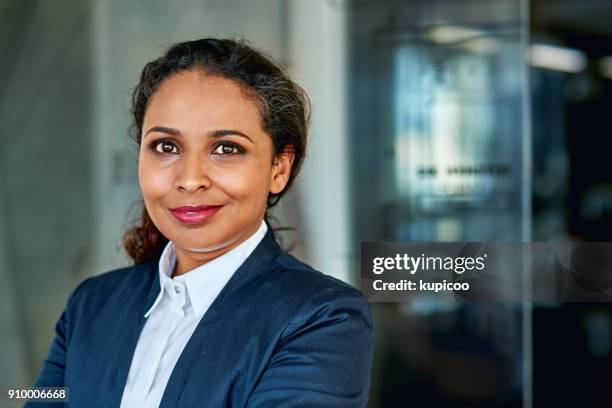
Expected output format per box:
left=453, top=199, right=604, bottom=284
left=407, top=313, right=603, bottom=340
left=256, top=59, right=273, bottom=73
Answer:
left=270, top=145, right=295, bottom=194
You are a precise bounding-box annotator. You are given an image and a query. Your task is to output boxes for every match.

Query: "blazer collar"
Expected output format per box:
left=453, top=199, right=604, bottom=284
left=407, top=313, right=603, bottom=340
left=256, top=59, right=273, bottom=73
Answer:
left=144, top=221, right=268, bottom=319
left=141, top=219, right=281, bottom=322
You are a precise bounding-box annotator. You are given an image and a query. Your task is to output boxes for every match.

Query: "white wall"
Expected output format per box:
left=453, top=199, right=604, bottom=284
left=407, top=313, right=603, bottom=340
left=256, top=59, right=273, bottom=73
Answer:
left=281, top=0, right=353, bottom=284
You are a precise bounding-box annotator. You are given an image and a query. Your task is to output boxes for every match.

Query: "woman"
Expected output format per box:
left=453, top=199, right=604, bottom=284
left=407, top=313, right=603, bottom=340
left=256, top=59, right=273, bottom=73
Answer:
left=28, top=38, right=373, bottom=407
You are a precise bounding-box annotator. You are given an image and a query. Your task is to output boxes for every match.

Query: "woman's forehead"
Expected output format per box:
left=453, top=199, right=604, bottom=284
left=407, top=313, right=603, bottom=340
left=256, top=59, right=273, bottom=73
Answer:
left=144, top=70, right=264, bottom=133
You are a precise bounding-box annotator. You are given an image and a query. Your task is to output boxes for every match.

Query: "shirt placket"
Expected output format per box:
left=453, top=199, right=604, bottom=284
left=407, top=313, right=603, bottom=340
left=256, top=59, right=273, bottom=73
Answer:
left=140, top=280, right=187, bottom=400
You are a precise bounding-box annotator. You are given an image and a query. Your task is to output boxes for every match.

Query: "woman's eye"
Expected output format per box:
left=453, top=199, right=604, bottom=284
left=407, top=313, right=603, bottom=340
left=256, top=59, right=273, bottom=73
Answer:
left=153, top=141, right=179, bottom=154
left=212, top=143, right=241, bottom=155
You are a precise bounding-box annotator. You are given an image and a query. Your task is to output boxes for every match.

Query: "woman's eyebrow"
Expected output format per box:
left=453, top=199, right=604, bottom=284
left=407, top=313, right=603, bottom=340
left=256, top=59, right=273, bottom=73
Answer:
left=145, top=126, right=180, bottom=137
left=144, top=126, right=254, bottom=143
left=209, top=129, right=254, bottom=144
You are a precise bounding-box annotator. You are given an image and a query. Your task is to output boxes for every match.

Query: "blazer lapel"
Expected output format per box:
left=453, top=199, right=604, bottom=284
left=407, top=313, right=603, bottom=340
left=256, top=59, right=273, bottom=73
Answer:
left=159, top=225, right=281, bottom=407
left=106, top=261, right=162, bottom=407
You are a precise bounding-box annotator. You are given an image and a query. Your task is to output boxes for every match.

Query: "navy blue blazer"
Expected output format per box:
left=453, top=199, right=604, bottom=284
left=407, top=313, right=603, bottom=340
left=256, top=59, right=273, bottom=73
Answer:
left=27, top=226, right=374, bottom=407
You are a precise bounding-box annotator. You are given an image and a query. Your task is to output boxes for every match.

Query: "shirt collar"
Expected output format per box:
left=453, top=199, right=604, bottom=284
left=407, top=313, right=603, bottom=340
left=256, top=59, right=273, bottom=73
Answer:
left=144, top=220, right=268, bottom=319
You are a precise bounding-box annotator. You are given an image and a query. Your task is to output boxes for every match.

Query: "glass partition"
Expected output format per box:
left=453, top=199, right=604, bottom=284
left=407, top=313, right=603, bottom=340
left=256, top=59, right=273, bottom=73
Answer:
left=347, top=0, right=530, bottom=406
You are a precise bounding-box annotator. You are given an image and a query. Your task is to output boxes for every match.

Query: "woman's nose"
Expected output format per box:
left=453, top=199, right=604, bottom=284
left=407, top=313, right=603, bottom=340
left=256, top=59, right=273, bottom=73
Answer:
left=174, top=154, right=212, bottom=192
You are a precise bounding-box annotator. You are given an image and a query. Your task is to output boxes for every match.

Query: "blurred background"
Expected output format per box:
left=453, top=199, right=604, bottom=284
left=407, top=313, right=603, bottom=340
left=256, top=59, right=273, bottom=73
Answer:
left=1, top=0, right=611, bottom=407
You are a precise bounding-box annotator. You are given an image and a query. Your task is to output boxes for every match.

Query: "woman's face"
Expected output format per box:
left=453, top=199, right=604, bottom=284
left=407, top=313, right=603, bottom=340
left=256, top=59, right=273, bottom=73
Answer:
left=138, top=69, right=293, bottom=267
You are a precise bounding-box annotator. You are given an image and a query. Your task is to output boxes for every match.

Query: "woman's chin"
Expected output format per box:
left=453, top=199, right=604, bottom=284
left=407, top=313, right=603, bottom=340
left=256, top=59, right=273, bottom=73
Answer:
left=174, top=234, right=241, bottom=254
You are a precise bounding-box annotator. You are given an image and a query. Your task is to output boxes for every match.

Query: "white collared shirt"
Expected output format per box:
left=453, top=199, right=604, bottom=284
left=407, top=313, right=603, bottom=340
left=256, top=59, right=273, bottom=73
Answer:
left=119, top=221, right=268, bottom=408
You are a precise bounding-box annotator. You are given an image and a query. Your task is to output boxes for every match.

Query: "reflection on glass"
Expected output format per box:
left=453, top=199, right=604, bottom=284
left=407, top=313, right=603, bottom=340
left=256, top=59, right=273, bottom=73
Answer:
left=391, top=24, right=524, bottom=241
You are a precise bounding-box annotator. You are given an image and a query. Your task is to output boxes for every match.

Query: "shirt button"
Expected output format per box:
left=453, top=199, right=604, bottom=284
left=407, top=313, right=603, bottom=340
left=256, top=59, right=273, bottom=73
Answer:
left=174, top=286, right=181, bottom=294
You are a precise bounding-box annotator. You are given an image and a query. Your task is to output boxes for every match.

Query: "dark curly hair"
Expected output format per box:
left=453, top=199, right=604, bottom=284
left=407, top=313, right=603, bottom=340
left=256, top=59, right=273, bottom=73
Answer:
left=122, top=38, right=310, bottom=265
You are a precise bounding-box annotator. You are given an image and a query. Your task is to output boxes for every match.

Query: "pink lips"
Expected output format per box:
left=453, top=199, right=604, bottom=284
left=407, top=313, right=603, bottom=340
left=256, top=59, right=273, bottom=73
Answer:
left=169, top=205, right=222, bottom=224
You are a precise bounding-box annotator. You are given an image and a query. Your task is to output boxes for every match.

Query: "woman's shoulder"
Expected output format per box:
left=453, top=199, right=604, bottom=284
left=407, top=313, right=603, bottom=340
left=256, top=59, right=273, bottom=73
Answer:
left=65, top=261, right=157, bottom=307
left=263, top=250, right=372, bottom=324
left=270, top=249, right=361, bottom=295
left=259, top=250, right=373, bottom=348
